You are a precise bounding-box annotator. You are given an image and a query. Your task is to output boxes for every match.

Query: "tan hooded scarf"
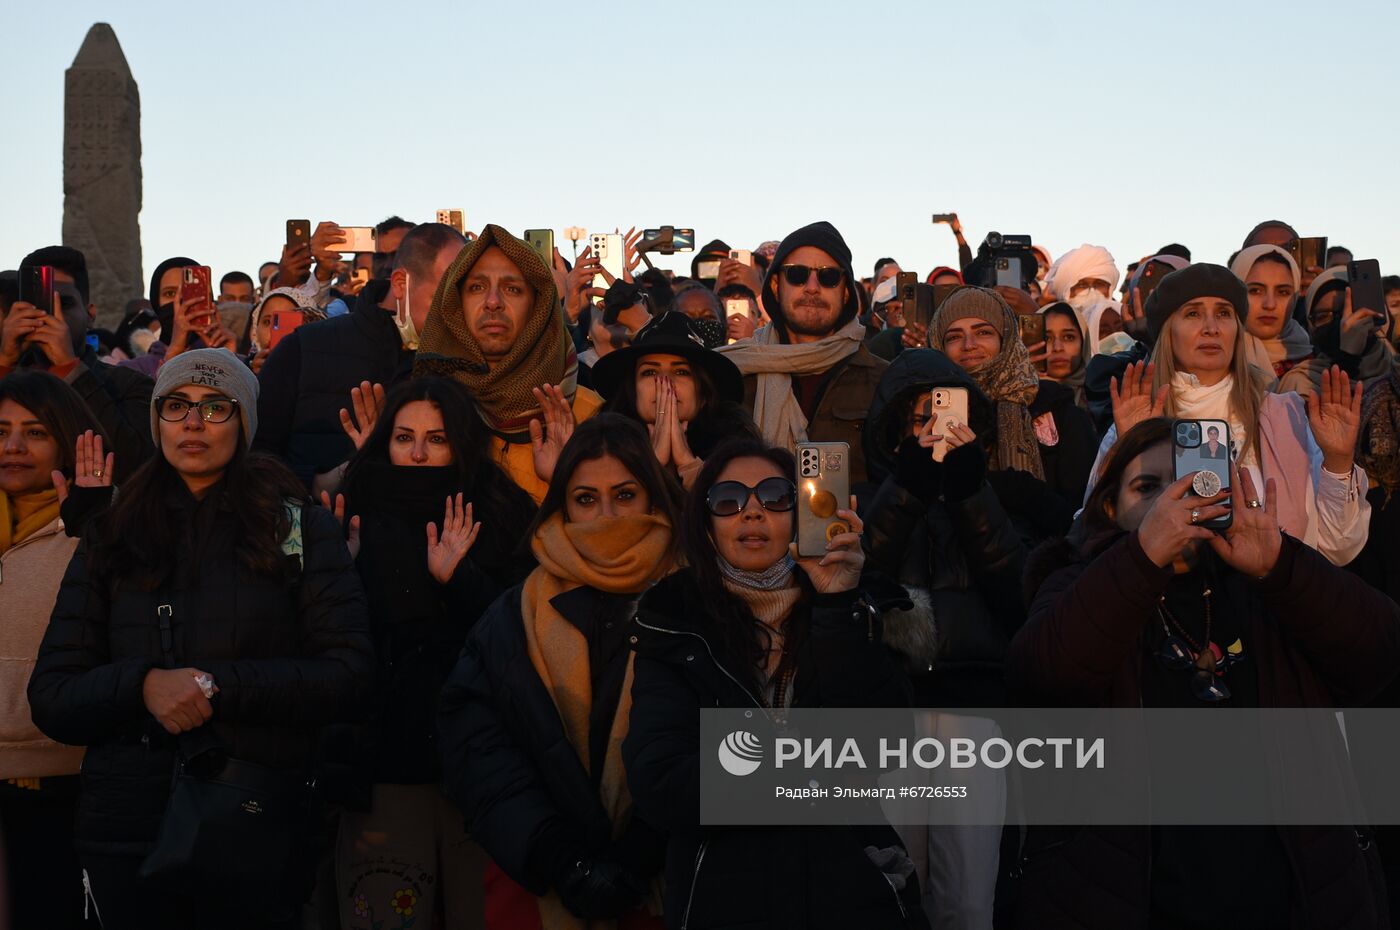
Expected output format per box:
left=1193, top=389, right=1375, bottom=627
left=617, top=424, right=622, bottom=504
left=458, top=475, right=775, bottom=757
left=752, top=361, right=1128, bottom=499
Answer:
left=414, top=224, right=578, bottom=441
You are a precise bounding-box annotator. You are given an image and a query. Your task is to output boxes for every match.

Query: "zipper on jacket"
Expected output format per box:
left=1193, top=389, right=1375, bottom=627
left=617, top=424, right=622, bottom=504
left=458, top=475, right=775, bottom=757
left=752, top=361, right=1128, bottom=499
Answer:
left=633, top=617, right=766, bottom=713
left=83, top=868, right=103, bottom=926
left=883, top=873, right=908, bottom=919
left=680, top=839, right=709, bottom=930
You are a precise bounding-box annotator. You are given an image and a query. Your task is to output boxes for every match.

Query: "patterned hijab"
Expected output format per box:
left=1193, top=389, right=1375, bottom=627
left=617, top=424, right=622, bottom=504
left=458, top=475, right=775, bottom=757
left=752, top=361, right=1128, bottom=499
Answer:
left=1358, top=370, right=1400, bottom=506
left=930, top=287, right=1045, bottom=479
left=414, top=224, right=578, bottom=441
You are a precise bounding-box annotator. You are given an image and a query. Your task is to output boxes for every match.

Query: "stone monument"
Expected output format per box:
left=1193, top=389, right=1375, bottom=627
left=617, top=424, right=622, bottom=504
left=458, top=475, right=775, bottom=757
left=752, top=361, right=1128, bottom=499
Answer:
left=62, top=23, right=141, bottom=327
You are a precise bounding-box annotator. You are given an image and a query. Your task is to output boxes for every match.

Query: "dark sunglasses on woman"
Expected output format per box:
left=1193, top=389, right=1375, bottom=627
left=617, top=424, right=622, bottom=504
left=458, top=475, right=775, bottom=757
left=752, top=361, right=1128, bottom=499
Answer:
left=705, top=477, right=798, bottom=517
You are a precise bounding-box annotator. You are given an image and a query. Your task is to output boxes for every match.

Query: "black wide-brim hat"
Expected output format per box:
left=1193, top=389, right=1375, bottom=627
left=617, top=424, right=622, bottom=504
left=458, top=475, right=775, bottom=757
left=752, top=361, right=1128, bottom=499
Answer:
left=590, top=311, right=745, bottom=404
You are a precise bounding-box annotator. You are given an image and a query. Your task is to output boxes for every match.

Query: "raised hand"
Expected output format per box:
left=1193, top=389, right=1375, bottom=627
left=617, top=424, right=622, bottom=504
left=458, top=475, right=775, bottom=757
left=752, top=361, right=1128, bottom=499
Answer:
left=1134, top=472, right=1227, bottom=569
left=319, top=490, right=361, bottom=559
left=338, top=381, right=386, bottom=451
left=426, top=494, right=481, bottom=584
left=648, top=376, right=672, bottom=467
left=622, top=227, right=643, bottom=282
left=1338, top=287, right=1385, bottom=355
left=1109, top=359, right=1168, bottom=438
left=1306, top=364, right=1363, bottom=474
left=791, top=496, right=865, bottom=594
left=717, top=258, right=763, bottom=297
left=1208, top=467, right=1282, bottom=578
left=564, top=246, right=605, bottom=323
left=900, top=321, right=928, bottom=349
left=727, top=312, right=756, bottom=343
left=529, top=383, right=576, bottom=483
left=51, top=429, right=114, bottom=503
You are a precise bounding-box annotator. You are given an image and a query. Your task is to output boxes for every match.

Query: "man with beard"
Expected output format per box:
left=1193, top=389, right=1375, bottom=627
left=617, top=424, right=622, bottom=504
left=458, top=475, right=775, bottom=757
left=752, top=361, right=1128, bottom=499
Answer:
left=718, top=221, right=888, bottom=489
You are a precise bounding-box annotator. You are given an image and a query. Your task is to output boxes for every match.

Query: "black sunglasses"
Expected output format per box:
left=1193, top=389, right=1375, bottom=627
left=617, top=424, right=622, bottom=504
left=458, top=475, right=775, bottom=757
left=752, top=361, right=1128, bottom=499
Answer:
left=780, top=264, right=844, bottom=289
left=705, top=477, right=797, bottom=517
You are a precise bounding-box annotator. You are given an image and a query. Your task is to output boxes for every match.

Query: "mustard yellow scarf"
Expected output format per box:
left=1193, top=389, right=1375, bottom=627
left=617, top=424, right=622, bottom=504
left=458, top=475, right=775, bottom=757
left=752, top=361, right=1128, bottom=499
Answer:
left=522, top=511, right=673, bottom=930
left=0, top=487, right=61, bottom=554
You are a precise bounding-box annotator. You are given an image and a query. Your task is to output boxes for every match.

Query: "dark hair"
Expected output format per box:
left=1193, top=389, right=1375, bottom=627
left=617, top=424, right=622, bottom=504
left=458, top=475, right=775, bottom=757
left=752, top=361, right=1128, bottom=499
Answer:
left=393, top=223, right=467, bottom=280
left=672, top=283, right=722, bottom=322
left=601, top=354, right=758, bottom=459
left=716, top=283, right=756, bottom=302
left=219, top=270, right=254, bottom=291
left=681, top=438, right=801, bottom=691
left=343, top=377, right=535, bottom=536
left=528, top=413, right=683, bottom=551
left=1157, top=243, right=1191, bottom=261
left=1042, top=301, right=1082, bottom=337
left=1253, top=251, right=1294, bottom=274
left=1080, top=418, right=1173, bottom=556
left=1383, top=275, right=1400, bottom=295
left=21, top=246, right=89, bottom=305
left=873, top=257, right=898, bottom=277
left=1326, top=245, right=1353, bottom=263
left=376, top=215, right=417, bottom=238
left=1242, top=220, right=1298, bottom=249
left=0, top=370, right=106, bottom=477
left=89, top=443, right=308, bottom=590
left=0, top=270, right=17, bottom=313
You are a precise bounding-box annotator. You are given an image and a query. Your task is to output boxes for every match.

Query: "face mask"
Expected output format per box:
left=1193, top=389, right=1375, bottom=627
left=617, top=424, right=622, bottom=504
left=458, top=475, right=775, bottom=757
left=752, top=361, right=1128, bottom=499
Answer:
left=693, top=318, right=727, bottom=349
left=1067, top=290, right=1102, bottom=313
left=129, top=327, right=159, bottom=357
left=393, top=272, right=419, bottom=350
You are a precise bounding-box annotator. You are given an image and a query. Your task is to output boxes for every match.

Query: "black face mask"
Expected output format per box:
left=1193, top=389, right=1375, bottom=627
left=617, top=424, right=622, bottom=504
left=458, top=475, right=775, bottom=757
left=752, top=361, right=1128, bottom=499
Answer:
left=156, top=301, right=176, bottom=345
left=692, top=318, right=727, bottom=349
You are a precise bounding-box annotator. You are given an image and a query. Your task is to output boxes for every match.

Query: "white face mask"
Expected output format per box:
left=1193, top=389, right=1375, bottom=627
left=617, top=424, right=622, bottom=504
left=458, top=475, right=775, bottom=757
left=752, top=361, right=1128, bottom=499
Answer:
left=395, top=273, right=419, bottom=350
left=1068, top=289, right=1103, bottom=313
left=130, top=326, right=159, bottom=356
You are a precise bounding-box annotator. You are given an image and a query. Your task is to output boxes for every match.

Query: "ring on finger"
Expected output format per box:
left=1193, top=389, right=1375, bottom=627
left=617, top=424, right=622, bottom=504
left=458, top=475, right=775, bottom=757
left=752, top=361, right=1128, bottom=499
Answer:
left=1246, top=499, right=1262, bottom=509
left=1190, top=509, right=1201, bottom=524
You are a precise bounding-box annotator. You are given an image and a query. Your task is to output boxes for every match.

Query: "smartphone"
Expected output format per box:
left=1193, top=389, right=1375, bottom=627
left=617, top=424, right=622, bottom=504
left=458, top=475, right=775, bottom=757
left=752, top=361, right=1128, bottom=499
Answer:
left=896, top=272, right=918, bottom=307
left=591, top=233, right=624, bottom=290
left=1018, top=314, right=1047, bottom=373
left=796, top=442, right=851, bottom=558
left=180, top=266, right=214, bottom=326
left=264, top=309, right=305, bottom=350
left=930, top=213, right=957, bottom=224
left=1287, top=236, right=1328, bottom=272
left=994, top=255, right=1024, bottom=289
left=1136, top=258, right=1174, bottom=305
left=642, top=227, right=696, bottom=253
left=335, top=227, right=377, bottom=253
left=696, top=260, right=722, bottom=280
left=19, top=264, right=56, bottom=314
left=1172, top=418, right=1232, bottom=531
left=729, top=249, right=753, bottom=266
left=524, top=228, right=554, bottom=267
left=437, top=209, right=466, bottom=235
left=927, top=387, right=969, bottom=464
left=285, top=219, right=310, bottom=249
left=1348, top=259, right=1385, bottom=315
left=725, top=298, right=752, bottom=319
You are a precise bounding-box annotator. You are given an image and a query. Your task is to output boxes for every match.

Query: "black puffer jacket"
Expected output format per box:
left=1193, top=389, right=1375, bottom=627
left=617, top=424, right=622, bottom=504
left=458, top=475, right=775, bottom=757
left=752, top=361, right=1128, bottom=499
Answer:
left=253, top=281, right=415, bottom=484
left=28, top=485, right=373, bottom=858
left=623, top=569, right=926, bottom=930
left=860, top=351, right=1029, bottom=708
left=437, top=584, right=665, bottom=896
left=1026, top=378, right=1097, bottom=515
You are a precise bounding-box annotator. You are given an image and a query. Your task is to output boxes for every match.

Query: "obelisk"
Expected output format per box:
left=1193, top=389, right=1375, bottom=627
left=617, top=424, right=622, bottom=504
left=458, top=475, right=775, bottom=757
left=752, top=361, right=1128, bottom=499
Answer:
left=62, top=23, right=142, bottom=328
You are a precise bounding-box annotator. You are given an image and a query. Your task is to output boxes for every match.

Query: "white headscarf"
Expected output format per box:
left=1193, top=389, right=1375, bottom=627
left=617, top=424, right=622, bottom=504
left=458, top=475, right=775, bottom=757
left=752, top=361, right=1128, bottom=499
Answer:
left=1083, top=297, right=1122, bottom=355
left=1045, top=244, right=1120, bottom=301
left=249, top=286, right=325, bottom=353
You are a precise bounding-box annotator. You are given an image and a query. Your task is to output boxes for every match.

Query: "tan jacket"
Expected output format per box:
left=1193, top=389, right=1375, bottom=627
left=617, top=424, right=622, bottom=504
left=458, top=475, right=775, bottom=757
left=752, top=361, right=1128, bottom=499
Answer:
left=0, top=516, right=85, bottom=778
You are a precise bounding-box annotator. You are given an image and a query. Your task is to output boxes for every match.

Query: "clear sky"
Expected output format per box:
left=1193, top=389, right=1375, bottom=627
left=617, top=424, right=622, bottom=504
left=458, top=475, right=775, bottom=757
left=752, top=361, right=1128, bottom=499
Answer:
left=3, top=0, right=1397, bottom=306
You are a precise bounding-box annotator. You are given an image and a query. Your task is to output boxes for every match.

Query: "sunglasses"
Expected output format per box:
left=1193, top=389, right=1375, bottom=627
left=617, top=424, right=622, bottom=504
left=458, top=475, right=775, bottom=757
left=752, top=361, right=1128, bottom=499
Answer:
left=780, top=264, right=844, bottom=289
left=156, top=396, right=240, bottom=424
left=705, top=477, right=797, bottom=517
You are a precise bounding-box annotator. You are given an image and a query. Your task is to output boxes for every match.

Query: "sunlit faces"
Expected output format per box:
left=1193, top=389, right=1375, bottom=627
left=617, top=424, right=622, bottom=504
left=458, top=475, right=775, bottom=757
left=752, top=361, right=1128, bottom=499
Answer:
left=255, top=295, right=300, bottom=348
left=675, top=288, right=722, bottom=323
left=1043, top=309, right=1082, bottom=380
left=389, top=400, right=453, bottom=467
left=1244, top=259, right=1296, bottom=341
left=565, top=453, right=651, bottom=523
left=774, top=245, right=848, bottom=340
left=941, top=317, right=1002, bottom=370
left=460, top=247, right=535, bottom=362
left=635, top=354, right=699, bottom=423
left=1068, top=278, right=1112, bottom=300
left=219, top=279, right=255, bottom=305
left=0, top=399, right=60, bottom=496
left=1168, top=297, right=1238, bottom=382
left=156, top=384, right=241, bottom=491
left=158, top=267, right=184, bottom=307
left=708, top=456, right=793, bottom=572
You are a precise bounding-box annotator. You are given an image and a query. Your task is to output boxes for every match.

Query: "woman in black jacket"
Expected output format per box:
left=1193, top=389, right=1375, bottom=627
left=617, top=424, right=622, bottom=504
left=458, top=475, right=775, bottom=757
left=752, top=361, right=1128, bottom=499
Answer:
left=438, top=413, right=682, bottom=929
left=623, top=438, right=927, bottom=930
left=328, top=377, right=538, bottom=930
left=27, top=349, right=373, bottom=930
left=1007, top=417, right=1400, bottom=930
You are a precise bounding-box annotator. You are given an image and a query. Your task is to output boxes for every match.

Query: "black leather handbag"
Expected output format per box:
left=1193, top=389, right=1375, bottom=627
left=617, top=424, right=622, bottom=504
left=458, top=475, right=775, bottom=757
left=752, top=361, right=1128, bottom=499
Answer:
left=137, top=603, right=313, bottom=903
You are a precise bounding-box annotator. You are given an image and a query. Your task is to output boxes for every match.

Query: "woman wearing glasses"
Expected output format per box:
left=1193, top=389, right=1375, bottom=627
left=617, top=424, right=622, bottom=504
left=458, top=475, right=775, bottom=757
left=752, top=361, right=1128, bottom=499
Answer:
left=624, top=439, right=926, bottom=929
left=438, top=414, right=681, bottom=929
left=1007, top=418, right=1400, bottom=929
left=29, top=349, right=373, bottom=930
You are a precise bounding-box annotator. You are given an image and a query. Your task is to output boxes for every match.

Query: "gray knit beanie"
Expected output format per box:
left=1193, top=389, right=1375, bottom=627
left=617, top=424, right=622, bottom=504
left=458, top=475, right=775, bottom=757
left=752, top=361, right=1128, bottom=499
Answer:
left=150, top=348, right=259, bottom=449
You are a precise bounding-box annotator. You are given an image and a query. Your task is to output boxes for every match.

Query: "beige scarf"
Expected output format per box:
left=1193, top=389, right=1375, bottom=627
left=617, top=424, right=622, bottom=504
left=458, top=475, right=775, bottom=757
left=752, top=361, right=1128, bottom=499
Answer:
left=717, top=317, right=865, bottom=452
left=522, top=511, right=673, bottom=930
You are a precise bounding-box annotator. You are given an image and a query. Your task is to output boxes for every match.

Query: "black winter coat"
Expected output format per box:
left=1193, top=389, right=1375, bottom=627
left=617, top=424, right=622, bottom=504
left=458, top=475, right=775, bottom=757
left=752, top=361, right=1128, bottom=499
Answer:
left=253, top=281, right=415, bottom=484
left=62, top=349, right=156, bottom=480
left=27, top=485, right=374, bottom=858
left=1026, top=378, right=1097, bottom=516
left=438, top=583, right=665, bottom=897
left=1005, top=532, right=1400, bottom=930
left=623, top=570, right=926, bottom=930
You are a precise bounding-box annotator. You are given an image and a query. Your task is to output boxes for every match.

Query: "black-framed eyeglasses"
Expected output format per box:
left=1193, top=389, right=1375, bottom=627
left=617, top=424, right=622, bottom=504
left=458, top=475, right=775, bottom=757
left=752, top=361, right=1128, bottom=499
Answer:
left=705, top=477, right=797, bottom=517
left=780, top=264, right=844, bottom=289
left=156, top=395, right=240, bottom=424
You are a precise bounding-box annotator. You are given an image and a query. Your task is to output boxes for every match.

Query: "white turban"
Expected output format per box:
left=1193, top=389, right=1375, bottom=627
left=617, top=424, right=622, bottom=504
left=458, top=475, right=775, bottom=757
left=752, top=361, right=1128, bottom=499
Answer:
left=1045, top=244, right=1120, bottom=300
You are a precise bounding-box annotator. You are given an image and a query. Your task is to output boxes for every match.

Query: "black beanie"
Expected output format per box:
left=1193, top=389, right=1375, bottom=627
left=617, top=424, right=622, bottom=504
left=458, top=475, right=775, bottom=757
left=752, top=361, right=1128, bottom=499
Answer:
left=1143, top=263, right=1248, bottom=345
left=691, top=240, right=731, bottom=280
left=759, top=221, right=859, bottom=340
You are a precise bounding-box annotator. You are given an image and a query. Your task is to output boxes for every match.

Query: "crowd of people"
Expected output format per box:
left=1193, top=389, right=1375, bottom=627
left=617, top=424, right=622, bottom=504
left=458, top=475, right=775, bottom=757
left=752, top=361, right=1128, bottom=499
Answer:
left=1, top=212, right=1399, bottom=930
